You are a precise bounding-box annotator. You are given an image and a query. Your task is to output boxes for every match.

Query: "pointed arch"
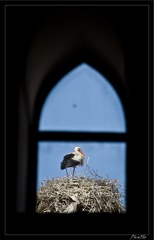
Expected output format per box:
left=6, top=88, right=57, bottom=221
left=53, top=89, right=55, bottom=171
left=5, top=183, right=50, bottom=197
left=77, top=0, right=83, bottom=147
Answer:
left=33, top=46, right=128, bottom=131
left=39, top=63, right=126, bottom=133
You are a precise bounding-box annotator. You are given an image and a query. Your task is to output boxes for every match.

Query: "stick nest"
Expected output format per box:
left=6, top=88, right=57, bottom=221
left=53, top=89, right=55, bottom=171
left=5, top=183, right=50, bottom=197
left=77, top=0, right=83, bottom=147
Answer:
left=36, top=173, right=126, bottom=213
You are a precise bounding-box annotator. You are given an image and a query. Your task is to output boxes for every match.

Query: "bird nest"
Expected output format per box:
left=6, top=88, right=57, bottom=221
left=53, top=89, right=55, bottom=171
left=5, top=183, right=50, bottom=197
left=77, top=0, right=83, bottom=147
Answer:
left=36, top=171, right=126, bottom=213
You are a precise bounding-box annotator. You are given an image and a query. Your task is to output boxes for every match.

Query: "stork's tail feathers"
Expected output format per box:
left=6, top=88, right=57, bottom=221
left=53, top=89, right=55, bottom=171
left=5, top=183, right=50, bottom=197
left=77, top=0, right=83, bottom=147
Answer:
left=60, top=161, right=66, bottom=170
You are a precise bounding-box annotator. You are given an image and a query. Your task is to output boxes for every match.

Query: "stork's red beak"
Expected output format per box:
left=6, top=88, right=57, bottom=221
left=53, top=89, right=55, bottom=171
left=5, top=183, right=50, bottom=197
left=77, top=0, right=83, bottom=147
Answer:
left=80, top=149, right=86, bottom=156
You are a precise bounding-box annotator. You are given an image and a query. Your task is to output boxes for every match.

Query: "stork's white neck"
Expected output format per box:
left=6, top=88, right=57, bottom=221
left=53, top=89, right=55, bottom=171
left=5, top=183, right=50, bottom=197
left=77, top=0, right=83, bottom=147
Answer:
left=75, top=151, right=82, bottom=156
left=75, top=150, right=84, bottom=158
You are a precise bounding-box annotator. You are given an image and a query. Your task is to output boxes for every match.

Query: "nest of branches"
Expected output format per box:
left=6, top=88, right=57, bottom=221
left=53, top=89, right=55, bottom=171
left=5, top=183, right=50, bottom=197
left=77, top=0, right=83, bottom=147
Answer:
left=36, top=169, right=126, bottom=213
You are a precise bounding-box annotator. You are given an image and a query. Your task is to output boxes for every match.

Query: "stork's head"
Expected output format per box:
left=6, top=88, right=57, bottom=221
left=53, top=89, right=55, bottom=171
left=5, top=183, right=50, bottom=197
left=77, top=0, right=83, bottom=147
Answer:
left=74, top=147, right=86, bottom=157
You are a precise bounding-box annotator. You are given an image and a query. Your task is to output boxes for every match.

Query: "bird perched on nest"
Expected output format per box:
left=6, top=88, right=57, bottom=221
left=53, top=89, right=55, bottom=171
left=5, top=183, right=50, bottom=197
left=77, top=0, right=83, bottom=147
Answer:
left=60, top=147, right=86, bottom=177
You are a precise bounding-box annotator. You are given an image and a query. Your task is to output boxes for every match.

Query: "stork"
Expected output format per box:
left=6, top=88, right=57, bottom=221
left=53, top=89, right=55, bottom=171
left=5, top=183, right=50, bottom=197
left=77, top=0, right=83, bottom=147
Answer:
left=60, top=147, right=86, bottom=177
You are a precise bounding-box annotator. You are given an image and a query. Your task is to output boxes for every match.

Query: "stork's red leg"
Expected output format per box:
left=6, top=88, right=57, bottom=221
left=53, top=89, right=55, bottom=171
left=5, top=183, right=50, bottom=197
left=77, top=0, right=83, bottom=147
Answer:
left=72, top=167, right=76, bottom=177
left=66, top=168, right=69, bottom=177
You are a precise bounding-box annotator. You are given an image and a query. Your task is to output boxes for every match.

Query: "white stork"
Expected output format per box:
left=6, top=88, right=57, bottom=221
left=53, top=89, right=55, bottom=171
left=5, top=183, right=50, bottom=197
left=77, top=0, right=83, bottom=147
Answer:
left=60, top=147, right=86, bottom=177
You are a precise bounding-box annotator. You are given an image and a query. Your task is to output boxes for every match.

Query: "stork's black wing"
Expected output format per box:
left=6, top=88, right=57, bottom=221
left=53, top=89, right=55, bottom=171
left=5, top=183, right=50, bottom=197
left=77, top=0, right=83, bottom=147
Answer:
left=60, top=153, right=80, bottom=170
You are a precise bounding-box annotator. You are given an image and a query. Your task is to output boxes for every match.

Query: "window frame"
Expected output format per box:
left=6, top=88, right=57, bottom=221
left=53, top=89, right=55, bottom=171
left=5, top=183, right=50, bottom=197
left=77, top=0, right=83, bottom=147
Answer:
left=27, top=47, right=128, bottom=212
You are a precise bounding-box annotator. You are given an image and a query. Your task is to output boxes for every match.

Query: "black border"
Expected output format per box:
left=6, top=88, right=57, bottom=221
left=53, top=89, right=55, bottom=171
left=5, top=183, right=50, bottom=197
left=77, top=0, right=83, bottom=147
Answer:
left=4, top=1, right=153, bottom=239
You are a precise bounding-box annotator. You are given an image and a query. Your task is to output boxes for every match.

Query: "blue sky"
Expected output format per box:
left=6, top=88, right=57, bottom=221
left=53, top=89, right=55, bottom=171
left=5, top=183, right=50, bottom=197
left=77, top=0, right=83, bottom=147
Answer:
left=37, top=63, right=127, bottom=206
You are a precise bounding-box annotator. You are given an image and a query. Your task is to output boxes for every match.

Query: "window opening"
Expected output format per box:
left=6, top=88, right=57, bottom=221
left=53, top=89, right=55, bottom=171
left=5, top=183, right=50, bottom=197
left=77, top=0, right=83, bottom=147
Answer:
left=36, top=63, right=127, bottom=208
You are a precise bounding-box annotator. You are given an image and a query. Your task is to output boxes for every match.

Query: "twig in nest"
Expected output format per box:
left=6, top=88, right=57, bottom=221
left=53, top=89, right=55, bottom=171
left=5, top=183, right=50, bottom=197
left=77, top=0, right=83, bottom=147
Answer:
left=82, top=156, right=90, bottom=175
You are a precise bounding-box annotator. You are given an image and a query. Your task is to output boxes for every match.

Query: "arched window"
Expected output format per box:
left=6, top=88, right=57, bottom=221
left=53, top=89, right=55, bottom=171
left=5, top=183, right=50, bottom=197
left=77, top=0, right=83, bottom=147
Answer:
left=36, top=63, right=127, bottom=207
